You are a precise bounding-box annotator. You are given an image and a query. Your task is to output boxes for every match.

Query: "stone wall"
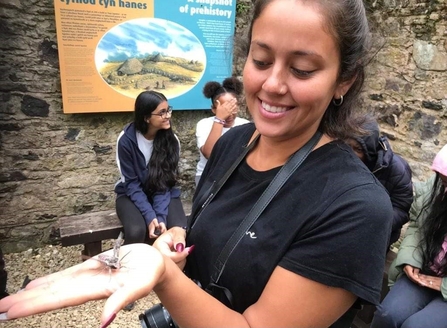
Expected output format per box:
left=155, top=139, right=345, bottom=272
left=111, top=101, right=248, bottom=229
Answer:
left=0, top=0, right=446, bottom=252
left=365, top=0, right=447, bottom=179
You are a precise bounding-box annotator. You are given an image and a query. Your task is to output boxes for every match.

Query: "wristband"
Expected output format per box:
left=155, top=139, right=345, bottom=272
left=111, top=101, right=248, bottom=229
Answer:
left=213, top=117, right=226, bottom=125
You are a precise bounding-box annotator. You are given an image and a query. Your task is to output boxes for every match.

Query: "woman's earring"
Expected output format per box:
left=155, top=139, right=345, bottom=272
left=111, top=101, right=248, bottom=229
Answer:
left=332, top=95, right=344, bottom=106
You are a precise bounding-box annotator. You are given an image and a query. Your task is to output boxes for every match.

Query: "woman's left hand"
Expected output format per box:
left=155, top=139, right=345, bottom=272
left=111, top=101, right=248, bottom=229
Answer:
left=417, top=273, right=442, bottom=291
left=153, top=227, right=192, bottom=270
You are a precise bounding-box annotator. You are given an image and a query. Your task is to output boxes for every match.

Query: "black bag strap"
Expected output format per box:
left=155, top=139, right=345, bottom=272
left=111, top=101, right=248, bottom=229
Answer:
left=188, top=131, right=261, bottom=230
left=209, top=130, right=323, bottom=284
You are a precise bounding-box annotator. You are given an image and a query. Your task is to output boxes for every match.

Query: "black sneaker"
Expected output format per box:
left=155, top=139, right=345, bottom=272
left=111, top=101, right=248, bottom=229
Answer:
left=123, top=301, right=135, bottom=311
left=21, top=275, right=31, bottom=289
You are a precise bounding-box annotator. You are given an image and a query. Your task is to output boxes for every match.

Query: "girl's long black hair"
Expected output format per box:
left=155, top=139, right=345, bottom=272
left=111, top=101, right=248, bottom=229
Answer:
left=419, top=173, right=447, bottom=275
left=134, top=91, right=179, bottom=196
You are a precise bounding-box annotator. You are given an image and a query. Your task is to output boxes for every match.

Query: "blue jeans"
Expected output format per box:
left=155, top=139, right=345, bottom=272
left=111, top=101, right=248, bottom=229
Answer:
left=371, top=275, right=447, bottom=328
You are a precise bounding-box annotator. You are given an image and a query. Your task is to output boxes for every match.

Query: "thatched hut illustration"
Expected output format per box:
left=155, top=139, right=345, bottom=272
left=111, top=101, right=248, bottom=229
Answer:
left=148, top=53, right=164, bottom=62
left=118, top=58, right=143, bottom=76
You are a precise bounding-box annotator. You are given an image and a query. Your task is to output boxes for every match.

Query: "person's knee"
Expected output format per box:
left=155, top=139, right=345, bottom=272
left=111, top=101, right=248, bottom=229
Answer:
left=123, top=225, right=147, bottom=244
left=401, top=315, right=423, bottom=328
left=372, top=302, right=403, bottom=328
left=401, top=310, right=443, bottom=328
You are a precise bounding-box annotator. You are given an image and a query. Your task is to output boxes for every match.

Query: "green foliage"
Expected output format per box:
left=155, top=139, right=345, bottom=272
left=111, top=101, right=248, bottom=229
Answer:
left=236, top=0, right=251, bottom=16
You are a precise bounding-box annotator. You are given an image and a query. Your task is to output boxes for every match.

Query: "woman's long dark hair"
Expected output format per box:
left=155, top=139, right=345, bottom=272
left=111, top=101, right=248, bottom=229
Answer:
left=134, top=91, right=179, bottom=196
left=419, top=173, right=447, bottom=276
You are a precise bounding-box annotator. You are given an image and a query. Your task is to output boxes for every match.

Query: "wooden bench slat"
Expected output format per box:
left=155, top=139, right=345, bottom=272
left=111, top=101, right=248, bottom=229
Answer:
left=58, top=202, right=190, bottom=257
left=59, top=210, right=122, bottom=248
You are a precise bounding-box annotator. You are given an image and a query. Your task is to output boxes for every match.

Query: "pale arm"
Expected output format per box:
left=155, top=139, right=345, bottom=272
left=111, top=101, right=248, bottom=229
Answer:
left=200, top=122, right=225, bottom=159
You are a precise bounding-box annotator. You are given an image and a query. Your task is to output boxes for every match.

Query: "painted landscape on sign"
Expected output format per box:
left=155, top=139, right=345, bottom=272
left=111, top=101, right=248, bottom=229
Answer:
left=96, top=18, right=206, bottom=99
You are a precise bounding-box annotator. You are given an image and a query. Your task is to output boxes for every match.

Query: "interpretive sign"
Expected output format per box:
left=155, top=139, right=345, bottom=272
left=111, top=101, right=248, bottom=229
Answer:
left=54, top=0, right=237, bottom=113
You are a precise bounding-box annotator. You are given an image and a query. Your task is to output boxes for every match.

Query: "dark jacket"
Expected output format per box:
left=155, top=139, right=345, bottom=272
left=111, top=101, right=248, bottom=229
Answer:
left=354, top=122, right=413, bottom=246
left=114, top=122, right=181, bottom=225
left=0, top=247, right=7, bottom=299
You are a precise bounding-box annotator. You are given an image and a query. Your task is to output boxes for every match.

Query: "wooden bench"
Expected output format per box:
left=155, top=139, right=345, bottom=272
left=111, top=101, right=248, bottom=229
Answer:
left=351, top=250, right=397, bottom=328
left=59, top=202, right=192, bottom=257
left=59, top=210, right=123, bottom=257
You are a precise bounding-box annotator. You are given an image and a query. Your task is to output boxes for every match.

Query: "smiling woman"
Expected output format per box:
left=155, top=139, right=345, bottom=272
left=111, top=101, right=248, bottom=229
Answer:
left=114, top=91, right=187, bottom=244
left=0, top=1, right=393, bottom=328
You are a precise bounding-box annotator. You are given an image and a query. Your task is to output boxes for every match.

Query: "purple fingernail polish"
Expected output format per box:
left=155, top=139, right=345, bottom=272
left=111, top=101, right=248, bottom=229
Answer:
left=0, top=312, right=9, bottom=321
left=187, top=245, right=195, bottom=254
left=176, top=243, right=184, bottom=252
left=100, top=313, right=116, bottom=328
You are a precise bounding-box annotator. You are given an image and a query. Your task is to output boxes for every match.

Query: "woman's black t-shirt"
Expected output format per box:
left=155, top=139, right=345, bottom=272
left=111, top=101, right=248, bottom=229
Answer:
left=186, top=123, right=393, bottom=313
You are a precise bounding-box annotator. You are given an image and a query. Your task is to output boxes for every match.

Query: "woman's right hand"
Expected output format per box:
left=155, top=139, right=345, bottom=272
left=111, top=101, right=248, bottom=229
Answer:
left=148, top=219, right=166, bottom=238
left=403, top=264, right=421, bottom=284
left=153, top=227, right=193, bottom=270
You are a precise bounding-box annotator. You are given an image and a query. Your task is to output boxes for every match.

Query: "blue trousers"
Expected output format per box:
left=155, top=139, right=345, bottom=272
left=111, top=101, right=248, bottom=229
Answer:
left=371, top=275, right=447, bottom=328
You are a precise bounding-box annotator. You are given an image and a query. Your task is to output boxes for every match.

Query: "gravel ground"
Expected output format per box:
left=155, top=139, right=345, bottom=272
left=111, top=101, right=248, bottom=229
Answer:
left=3, top=242, right=161, bottom=328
